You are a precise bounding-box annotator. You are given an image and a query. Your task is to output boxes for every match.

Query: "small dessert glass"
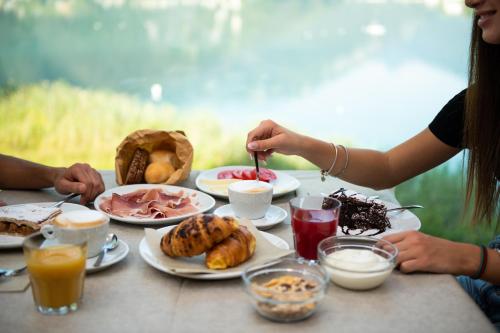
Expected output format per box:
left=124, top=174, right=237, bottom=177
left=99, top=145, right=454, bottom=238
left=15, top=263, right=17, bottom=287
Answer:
left=242, top=258, right=329, bottom=322
left=318, top=236, right=398, bottom=290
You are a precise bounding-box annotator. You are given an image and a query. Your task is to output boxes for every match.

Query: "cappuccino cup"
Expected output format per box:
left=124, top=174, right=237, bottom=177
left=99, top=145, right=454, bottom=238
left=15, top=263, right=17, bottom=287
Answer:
left=41, top=210, right=109, bottom=258
left=228, top=180, right=273, bottom=219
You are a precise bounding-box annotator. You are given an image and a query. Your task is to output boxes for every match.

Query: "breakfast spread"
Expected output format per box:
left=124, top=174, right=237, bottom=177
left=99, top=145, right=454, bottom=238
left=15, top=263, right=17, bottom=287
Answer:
left=322, top=249, right=392, bottom=290
left=0, top=204, right=61, bottom=236
left=144, top=150, right=180, bottom=184
left=99, top=188, right=197, bottom=219
left=124, top=149, right=180, bottom=185
left=198, top=178, right=241, bottom=195
left=161, top=214, right=239, bottom=257
left=115, top=129, right=193, bottom=186
left=44, top=210, right=110, bottom=258
left=160, top=214, right=256, bottom=270
left=125, top=148, right=149, bottom=184
left=206, top=225, right=256, bottom=269
left=253, top=275, right=319, bottom=321
left=217, top=168, right=277, bottom=183
left=228, top=180, right=273, bottom=220
left=53, top=210, right=108, bottom=229
left=323, top=190, right=391, bottom=236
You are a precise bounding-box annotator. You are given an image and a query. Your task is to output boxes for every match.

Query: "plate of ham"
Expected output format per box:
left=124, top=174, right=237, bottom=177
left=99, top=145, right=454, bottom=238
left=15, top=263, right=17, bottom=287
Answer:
left=195, top=165, right=300, bottom=199
left=95, top=184, right=216, bottom=225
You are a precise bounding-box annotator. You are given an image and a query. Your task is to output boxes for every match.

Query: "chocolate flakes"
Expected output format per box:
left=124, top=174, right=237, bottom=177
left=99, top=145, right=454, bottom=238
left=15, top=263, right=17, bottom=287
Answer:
left=322, top=189, right=391, bottom=236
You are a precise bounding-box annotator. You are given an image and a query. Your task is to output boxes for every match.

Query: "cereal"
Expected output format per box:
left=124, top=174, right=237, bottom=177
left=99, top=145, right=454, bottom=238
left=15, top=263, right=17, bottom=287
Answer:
left=252, top=275, right=319, bottom=321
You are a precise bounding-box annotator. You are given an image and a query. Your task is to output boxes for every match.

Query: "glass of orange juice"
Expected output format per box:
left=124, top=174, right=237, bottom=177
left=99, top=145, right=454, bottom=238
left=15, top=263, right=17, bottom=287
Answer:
left=23, top=232, right=87, bottom=315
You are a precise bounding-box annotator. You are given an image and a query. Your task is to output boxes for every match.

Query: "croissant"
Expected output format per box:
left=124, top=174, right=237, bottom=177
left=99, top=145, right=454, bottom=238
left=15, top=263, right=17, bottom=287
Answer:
left=205, top=226, right=256, bottom=270
left=161, top=214, right=238, bottom=257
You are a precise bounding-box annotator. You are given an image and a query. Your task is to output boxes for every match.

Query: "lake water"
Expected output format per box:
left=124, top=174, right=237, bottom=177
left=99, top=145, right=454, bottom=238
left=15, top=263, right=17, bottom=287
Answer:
left=0, top=0, right=471, bottom=149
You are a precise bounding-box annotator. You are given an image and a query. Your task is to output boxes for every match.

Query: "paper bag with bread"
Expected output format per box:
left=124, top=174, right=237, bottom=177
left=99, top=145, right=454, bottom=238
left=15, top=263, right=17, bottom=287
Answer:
left=115, top=129, right=193, bottom=185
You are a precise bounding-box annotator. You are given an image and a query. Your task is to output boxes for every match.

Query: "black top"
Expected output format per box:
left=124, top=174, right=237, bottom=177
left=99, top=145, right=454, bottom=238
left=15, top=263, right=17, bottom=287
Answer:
left=428, top=89, right=467, bottom=149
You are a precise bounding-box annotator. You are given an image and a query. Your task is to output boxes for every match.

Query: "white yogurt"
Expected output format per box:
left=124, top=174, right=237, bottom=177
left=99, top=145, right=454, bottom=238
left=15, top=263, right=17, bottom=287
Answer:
left=322, top=249, right=393, bottom=290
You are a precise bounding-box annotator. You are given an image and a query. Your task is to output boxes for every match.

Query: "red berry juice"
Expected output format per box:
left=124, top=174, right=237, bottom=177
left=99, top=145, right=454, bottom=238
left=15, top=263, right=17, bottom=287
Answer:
left=291, top=210, right=338, bottom=260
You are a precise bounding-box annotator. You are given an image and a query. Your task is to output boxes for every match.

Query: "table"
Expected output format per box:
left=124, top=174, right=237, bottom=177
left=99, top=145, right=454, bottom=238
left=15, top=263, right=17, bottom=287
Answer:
left=0, top=171, right=495, bottom=333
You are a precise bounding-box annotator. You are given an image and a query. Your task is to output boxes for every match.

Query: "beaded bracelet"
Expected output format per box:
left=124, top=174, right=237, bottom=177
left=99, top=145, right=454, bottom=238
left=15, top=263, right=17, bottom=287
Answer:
left=320, top=143, right=338, bottom=182
left=471, top=245, right=488, bottom=279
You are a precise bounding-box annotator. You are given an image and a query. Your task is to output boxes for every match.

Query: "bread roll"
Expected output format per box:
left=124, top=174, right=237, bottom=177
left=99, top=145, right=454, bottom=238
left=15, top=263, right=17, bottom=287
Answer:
left=161, top=215, right=239, bottom=257
left=150, top=150, right=180, bottom=169
left=205, top=226, right=256, bottom=270
left=145, top=162, right=175, bottom=184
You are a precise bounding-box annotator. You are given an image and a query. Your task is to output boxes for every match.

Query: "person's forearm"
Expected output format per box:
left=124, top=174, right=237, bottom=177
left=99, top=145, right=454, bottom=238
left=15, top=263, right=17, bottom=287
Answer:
left=482, top=249, right=500, bottom=284
left=298, top=136, right=397, bottom=189
left=0, top=154, right=64, bottom=190
left=449, top=242, right=500, bottom=285
left=296, top=129, right=459, bottom=190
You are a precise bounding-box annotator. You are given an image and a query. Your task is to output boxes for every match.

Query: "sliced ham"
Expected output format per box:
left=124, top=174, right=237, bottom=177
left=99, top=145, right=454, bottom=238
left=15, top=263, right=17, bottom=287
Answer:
left=99, top=189, right=198, bottom=219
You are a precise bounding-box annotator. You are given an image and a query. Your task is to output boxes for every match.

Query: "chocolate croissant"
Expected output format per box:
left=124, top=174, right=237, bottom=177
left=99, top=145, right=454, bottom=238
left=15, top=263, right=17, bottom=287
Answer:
left=205, top=226, right=256, bottom=270
left=161, top=214, right=238, bottom=257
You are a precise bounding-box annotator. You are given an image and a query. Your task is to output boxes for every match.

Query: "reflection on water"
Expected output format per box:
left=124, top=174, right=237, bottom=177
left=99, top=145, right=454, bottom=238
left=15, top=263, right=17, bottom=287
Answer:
left=226, top=59, right=466, bottom=149
left=0, top=0, right=471, bottom=148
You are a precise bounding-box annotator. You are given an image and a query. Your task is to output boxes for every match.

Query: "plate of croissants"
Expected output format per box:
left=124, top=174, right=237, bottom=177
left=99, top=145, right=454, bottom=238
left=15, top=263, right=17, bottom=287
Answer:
left=139, top=214, right=292, bottom=280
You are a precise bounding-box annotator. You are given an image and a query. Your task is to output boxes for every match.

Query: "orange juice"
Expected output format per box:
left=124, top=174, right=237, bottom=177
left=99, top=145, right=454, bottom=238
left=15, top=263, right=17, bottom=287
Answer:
left=26, top=245, right=86, bottom=308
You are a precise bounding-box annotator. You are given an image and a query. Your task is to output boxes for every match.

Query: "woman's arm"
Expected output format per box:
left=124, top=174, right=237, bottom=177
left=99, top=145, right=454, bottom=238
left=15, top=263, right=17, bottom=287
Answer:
left=247, top=120, right=460, bottom=189
left=383, top=231, right=500, bottom=285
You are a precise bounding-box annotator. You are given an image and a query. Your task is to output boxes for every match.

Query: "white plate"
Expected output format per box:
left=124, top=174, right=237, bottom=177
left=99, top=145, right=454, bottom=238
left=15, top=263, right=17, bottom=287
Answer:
left=333, top=192, right=421, bottom=237
left=0, top=203, right=89, bottom=250
left=139, top=225, right=290, bottom=280
left=86, top=239, right=129, bottom=274
left=214, top=204, right=287, bottom=230
left=195, top=166, right=300, bottom=199
left=94, top=184, right=216, bottom=225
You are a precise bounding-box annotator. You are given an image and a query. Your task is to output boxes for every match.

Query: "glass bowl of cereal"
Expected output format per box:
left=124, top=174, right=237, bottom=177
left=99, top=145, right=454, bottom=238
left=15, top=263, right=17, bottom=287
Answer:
left=241, top=258, right=329, bottom=322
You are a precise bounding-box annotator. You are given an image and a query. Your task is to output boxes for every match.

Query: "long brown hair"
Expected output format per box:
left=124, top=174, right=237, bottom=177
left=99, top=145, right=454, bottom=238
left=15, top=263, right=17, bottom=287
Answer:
left=464, top=17, right=500, bottom=227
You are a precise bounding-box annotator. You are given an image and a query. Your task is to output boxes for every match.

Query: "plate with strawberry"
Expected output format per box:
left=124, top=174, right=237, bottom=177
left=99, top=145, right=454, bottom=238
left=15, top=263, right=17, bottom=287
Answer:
left=195, top=165, right=300, bottom=199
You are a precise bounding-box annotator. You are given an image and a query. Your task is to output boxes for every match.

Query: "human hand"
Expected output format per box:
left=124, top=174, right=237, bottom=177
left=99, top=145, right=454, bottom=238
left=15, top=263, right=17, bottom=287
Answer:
left=246, top=120, right=304, bottom=160
left=383, top=231, right=479, bottom=275
left=53, top=163, right=105, bottom=205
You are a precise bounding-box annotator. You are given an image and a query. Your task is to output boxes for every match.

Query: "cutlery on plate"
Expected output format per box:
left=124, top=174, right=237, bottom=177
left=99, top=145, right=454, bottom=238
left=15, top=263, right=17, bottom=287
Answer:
left=49, top=193, right=80, bottom=208
left=386, top=205, right=424, bottom=212
left=93, top=234, right=119, bottom=267
left=0, top=266, right=27, bottom=278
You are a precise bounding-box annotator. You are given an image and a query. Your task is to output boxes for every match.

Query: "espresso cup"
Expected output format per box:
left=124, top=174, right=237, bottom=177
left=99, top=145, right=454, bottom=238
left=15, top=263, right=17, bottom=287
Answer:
left=228, top=180, right=273, bottom=219
left=41, top=210, right=109, bottom=258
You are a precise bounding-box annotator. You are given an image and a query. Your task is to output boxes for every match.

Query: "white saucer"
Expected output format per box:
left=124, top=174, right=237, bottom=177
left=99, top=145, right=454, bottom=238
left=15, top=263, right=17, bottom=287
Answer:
left=213, top=204, right=287, bottom=230
left=86, top=239, right=129, bottom=274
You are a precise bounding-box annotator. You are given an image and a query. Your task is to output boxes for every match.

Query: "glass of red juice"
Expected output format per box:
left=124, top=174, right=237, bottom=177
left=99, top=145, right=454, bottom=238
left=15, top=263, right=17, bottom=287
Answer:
left=290, top=196, right=341, bottom=260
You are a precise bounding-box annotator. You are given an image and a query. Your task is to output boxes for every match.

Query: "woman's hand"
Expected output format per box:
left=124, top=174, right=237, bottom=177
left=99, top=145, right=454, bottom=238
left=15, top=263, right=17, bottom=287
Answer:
left=246, top=120, right=305, bottom=160
left=383, top=231, right=480, bottom=276
left=53, top=163, right=105, bottom=205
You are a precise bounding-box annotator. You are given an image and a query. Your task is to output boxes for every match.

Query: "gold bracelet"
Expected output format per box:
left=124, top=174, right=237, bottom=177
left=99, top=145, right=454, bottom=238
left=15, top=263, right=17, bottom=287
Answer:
left=333, top=144, right=349, bottom=177
left=320, top=143, right=337, bottom=182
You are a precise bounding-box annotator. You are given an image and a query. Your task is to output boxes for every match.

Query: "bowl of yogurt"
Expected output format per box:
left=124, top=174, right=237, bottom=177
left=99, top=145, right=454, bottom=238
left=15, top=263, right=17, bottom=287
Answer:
left=317, top=236, right=398, bottom=290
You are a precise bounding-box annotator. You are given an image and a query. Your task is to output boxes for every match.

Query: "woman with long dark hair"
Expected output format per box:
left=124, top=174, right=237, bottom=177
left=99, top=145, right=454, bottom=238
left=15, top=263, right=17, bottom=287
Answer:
left=246, top=0, right=499, bottom=328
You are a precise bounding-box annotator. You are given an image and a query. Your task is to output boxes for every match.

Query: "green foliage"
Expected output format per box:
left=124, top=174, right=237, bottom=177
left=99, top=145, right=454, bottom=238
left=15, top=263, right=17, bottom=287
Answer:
left=397, top=165, right=498, bottom=245
left=0, top=81, right=306, bottom=170
left=1, top=82, right=497, bottom=244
